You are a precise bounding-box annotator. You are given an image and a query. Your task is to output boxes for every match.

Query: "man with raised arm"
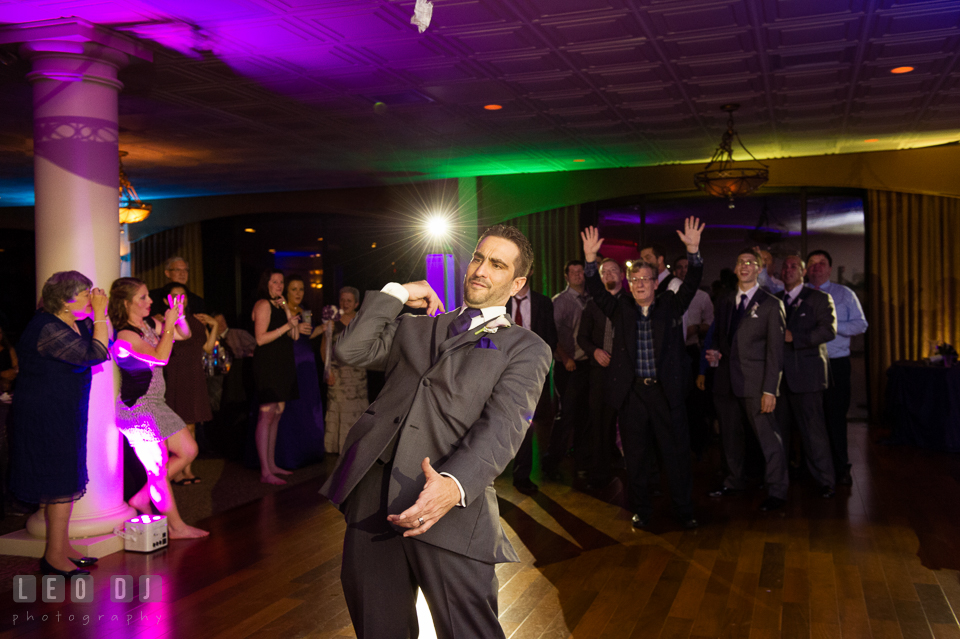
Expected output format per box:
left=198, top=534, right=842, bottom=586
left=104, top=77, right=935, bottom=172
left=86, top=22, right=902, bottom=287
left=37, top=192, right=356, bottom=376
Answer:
left=320, top=224, right=552, bottom=639
left=581, top=217, right=705, bottom=530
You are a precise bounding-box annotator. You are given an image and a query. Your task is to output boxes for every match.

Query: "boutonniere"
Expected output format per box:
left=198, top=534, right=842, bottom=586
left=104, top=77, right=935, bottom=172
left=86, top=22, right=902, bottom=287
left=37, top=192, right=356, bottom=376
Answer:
left=475, top=315, right=511, bottom=335
left=749, top=302, right=760, bottom=319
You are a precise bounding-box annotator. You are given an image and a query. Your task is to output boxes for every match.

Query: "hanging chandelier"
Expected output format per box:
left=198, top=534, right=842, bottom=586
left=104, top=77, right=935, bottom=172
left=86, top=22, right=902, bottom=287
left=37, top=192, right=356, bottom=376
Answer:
left=694, top=104, right=769, bottom=208
left=119, top=150, right=152, bottom=224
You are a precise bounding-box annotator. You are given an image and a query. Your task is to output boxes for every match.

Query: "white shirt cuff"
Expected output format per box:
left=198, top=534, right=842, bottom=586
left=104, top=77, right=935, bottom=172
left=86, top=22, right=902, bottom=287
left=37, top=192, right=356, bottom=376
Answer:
left=381, top=282, right=410, bottom=304
left=439, top=472, right=466, bottom=507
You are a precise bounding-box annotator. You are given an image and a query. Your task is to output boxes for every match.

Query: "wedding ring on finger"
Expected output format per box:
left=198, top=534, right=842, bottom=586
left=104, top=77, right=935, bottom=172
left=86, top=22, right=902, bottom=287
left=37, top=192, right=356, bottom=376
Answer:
left=418, top=517, right=424, bottom=527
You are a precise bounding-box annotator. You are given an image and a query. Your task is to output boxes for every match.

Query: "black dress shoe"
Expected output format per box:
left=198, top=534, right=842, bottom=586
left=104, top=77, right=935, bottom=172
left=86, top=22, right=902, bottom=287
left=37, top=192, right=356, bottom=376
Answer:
left=758, top=497, right=786, bottom=512
left=820, top=486, right=836, bottom=499
left=631, top=513, right=650, bottom=529
left=836, top=467, right=853, bottom=486
left=69, top=556, right=98, bottom=568
left=40, top=557, right=89, bottom=577
left=513, top=479, right=539, bottom=495
left=680, top=516, right=700, bottom=530
left=708, top=485, right=740, bottom=498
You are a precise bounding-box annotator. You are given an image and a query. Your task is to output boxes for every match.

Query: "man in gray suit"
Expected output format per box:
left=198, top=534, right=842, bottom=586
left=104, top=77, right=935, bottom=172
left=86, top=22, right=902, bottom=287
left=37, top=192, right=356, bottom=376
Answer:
left=775, top=254, right=837, bottom=498
left=706, top=248, right=788, bottom=511
left=320, top=224, right=552, bottom=639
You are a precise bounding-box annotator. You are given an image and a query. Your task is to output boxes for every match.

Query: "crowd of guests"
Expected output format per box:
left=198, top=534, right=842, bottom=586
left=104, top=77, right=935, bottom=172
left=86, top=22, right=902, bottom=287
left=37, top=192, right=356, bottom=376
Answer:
left=3, top=256, right=365, bottom=576
left=511, top=220, right=867, bottom=530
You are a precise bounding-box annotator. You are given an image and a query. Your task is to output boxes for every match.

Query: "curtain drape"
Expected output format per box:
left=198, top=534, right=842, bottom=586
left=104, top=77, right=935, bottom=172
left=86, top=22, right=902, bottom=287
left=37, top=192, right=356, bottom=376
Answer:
left=502, top=205, right=581, bottom=299
left=131, top=223, right=205, bottom=297
left=866, top=190, right=960, bottom=420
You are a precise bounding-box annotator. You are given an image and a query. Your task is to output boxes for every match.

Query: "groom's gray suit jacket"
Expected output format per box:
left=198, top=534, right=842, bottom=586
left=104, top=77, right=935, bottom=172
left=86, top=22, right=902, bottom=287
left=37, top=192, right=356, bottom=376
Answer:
left=320, top=291, right=552, bottom=564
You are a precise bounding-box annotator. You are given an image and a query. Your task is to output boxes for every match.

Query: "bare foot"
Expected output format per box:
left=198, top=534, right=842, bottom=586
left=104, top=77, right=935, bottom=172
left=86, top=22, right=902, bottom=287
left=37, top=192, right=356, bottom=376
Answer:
left=128, top=493, right=152, bottom=514
left=271, top=467, right=293, bottom=476
left=167, top=523, right=209, bottom=539
left=261, top=474, right=286, bottom=485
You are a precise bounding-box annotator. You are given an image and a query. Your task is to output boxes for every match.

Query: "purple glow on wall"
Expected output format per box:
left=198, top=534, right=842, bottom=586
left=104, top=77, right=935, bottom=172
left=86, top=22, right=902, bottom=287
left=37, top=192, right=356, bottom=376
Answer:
left=426, top=253, right=455, bottom=311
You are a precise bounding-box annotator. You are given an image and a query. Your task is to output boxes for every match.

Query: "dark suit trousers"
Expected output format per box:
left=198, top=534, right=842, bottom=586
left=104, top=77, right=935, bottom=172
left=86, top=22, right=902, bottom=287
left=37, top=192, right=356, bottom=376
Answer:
left=584, top=365, right=619, bottom=480
left=824, top=356, right=852, bottom=472
left=546, top=360, right=590, bottom=472
left=715, top=393, right=789, bottom=499
left=685, top=344, right=711, bottom=456
left=513, top=382, right=553, bottom=483
left=341, top=462, right=503, bottom=639
left=776, top=386, right=835, bottom=488
left=620, top=380, right=694, bottom=519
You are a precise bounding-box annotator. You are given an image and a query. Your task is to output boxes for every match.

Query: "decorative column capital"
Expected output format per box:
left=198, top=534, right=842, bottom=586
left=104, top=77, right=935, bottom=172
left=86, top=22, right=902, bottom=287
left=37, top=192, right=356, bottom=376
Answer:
left=0, top=17, right=152, bottom=89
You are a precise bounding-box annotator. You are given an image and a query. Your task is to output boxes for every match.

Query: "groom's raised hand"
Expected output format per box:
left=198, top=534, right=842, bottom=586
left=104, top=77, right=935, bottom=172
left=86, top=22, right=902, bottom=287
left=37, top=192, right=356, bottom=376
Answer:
left=388, top=457, right=461, bottom=537
left=401, top=281, right=446, bottom=316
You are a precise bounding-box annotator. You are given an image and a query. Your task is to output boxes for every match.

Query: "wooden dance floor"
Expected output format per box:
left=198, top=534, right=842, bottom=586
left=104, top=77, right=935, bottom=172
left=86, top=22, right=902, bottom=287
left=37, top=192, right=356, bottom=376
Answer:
left=1, top=422, right=959, bottom=638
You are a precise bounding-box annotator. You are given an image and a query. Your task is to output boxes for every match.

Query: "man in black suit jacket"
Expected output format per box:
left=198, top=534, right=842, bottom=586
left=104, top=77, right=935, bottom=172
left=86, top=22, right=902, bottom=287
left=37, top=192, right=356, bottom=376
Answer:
left=775, top=254, right=837, bottom=497
left=581, top=218, right=705, bottom=529
left=506, top=278, right=557, bottom=493
left=149, top=256, right=206, bottom=315
left=577, top=258, right=625, bottom=487
left=706, top=248, right=787, bottom=511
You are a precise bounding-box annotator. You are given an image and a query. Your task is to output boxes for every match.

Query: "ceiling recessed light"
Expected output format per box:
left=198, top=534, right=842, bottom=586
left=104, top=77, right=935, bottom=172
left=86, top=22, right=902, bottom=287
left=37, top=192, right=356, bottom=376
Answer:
left=268, top=249, right=276, bottom=253
left=573, top=159, right=586, bottom=162
left=890, top=66, right=914, bottom=74
left=244, top=228, right=256, bottom=233
left=483, top=104, right=502, bottom=110
left=864, top=138, right=879, bottom=143
left=317, top=237, right=323, bottom=241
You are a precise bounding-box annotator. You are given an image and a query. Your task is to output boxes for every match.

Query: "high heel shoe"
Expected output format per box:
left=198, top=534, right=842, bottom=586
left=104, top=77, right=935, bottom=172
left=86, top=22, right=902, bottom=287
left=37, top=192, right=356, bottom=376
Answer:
left=39, top=556, right=89, bottom=577
left=69, top=556, right=98, bottom=568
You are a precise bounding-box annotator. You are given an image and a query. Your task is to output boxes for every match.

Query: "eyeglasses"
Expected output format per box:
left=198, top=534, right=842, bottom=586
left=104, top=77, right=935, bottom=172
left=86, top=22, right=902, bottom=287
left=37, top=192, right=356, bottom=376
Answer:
left=735, top=260, right=758, bottom=267
left=628, top=276, right=655, bottom=283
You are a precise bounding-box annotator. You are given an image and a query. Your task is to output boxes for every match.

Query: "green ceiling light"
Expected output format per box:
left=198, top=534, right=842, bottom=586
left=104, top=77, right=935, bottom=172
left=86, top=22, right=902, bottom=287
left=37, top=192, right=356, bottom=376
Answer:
left=694, top=104, right=769, bottom=208
left=118, top=150, right=152, bottom=224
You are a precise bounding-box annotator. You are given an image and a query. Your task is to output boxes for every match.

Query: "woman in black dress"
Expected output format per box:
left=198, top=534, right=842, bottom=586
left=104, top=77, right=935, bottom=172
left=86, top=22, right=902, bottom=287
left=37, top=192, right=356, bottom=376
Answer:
left=10, top=271, right=110, bottom=576
left=251, top=269, right=304, bottom=484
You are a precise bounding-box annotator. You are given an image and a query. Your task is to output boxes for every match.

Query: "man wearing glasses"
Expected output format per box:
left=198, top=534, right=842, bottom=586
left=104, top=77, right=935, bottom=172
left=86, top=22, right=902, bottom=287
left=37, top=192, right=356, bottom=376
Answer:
left=150, top=256, right=206, bottom=315
left=580, top=218, right=704, bottom=530
left=705, top=249, right=787, bottom=511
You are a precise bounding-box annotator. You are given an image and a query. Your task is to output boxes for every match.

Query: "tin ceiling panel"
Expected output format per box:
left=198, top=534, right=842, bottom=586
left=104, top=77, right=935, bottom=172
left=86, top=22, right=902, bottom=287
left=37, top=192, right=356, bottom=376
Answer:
left=0, top=0, right=958, bottom=205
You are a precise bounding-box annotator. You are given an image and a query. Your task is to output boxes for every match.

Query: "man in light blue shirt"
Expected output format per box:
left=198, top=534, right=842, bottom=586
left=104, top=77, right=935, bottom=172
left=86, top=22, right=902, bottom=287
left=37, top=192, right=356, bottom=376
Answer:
left=805, top=250, right=867, bottom=486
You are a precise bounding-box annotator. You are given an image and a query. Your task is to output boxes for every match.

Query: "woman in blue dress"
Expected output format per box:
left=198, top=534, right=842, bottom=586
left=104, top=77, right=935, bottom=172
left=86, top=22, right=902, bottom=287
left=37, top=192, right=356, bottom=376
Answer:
left=275, top=275, right=324, bottom=468
left=10, top=271, right=110, bottom=576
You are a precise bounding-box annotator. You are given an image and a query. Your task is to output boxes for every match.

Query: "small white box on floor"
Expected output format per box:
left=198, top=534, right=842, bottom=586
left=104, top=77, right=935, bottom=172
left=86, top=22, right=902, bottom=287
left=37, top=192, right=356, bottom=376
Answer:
left=123, top=515, right=168, bottom=553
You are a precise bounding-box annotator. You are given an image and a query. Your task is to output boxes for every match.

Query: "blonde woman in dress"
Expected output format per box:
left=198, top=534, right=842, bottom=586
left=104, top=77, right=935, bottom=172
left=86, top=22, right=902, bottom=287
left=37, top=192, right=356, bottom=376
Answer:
left=320, top=287, right=368, bottom=454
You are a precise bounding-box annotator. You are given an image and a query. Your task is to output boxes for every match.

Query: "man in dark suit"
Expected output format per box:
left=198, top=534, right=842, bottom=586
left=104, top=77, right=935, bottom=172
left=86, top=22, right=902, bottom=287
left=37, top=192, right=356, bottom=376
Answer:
left=640, top=242, right=680, bottom=297
left=506, top=275, right=557, bottom=494
left=775, top=253, right=837, bottom=498
left=149, top=256, right=206, bottom=315
left=706, top=248, right=788, bottom=511
left=581, top=218, right=705, bottom=529
left=320, top=225, right=552, bottom=639
left=577, top=258, right=625, bottom=488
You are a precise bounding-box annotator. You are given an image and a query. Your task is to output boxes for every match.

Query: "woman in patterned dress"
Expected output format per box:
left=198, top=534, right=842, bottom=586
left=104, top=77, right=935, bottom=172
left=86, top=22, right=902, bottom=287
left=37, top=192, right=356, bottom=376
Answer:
left=109, top=278, right=208, bottom=539
left=320, top=287, right=368, bottom=454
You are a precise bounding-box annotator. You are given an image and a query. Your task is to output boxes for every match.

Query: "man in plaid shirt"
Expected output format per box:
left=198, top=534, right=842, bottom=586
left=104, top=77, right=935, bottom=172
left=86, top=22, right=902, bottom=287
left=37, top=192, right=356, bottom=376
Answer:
left=581, top=218, right=705, bottom=530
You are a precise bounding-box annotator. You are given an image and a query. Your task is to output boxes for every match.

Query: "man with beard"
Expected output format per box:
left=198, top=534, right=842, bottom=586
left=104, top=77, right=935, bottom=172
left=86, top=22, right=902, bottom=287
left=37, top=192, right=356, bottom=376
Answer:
left=577, top=258, right=625, bottom=488
left=320, top=225, right=551, bottom=639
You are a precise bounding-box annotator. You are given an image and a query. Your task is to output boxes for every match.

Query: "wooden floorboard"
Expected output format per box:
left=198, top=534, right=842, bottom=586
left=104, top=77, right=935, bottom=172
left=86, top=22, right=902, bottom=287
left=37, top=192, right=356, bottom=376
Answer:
left=1, top=422, right=959, bottom=638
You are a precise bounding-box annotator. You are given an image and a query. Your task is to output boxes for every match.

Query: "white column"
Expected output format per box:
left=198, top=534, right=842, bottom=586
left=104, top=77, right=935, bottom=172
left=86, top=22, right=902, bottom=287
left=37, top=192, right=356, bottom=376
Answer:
left=0, top=19, right=152, bottom=540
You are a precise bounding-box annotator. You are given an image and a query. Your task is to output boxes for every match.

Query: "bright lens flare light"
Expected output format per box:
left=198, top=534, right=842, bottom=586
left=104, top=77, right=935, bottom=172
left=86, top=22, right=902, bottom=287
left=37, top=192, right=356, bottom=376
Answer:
left=425, top=215, right=451, bottom=239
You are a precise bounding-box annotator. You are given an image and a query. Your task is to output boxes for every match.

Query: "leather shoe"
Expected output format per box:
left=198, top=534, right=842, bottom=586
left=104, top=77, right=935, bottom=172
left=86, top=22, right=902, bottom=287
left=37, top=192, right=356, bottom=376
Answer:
left=513, top=479, right=539, bottom=495
left=836, top=467, right=853, bottom=486
left=40, top=557, right=89, bottom=577
left=631, top=513, right=650, bottom=529
left=680, top=516, right=699, bottom=530
left=69, top=556, right=98, bottom=568
left=708, top=485, right=740, bottom=498
left=820, top=486, right=836, bottom=499
left=759, top=497, right=785, bottom=512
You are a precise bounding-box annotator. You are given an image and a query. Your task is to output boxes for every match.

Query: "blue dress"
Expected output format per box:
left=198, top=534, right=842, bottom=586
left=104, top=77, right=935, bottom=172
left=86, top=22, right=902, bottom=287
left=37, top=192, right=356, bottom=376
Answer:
left=9, top=312, right=110, bottom=504
left=275, top=333, right=325, bottom=468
